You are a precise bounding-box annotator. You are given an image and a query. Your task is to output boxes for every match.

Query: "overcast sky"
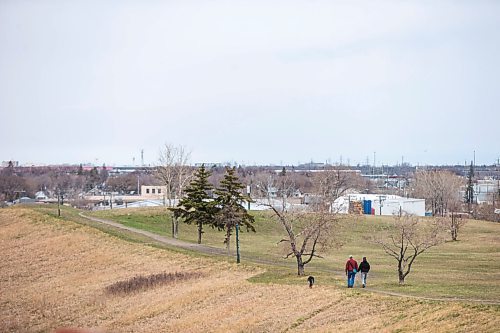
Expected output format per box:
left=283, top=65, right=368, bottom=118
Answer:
left=1, top=0, right=499, bottom=167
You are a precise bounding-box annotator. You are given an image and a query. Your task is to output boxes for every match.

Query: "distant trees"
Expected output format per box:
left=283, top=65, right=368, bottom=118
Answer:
left=157, top=144, right=193, bottom=238
left=214, top=167, right=255, bottom=254
left=51, top=173, right=74, bottom=204
left=107, top=173, right=140, bottom=194
left=474, top=202, right=500, bottom=223
left=86, top=167, right=101, bottom=191
left=157, top=144, right=192, bottom=206
left=100, top=164, right=109, bottom=184
left=312, top=168, right=363, bottom=212
left=412, top=170, right=464, bottom=216
left=253, top=169, right=297, bottom=212
left=77, top=164, right=84, bottom=176
left=412, top=169, right=468, bottom=241
left=0, top=163, right=26, bottom=201
left=372, top=213, right=443, bottom=284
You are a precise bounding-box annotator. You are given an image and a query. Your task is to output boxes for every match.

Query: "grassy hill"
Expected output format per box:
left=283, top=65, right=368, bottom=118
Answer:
left=2, top=205, right=498, bottom=332
left=86, top=206, right=500, bottom=302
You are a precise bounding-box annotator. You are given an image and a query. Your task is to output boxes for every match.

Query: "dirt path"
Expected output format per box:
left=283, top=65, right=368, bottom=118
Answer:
left=79, top=212, right=500, bottom=305
left=79, top=212, right=228, bottom=256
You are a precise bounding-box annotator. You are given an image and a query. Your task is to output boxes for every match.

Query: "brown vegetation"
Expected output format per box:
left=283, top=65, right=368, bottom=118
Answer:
left=105, top=271, right=203, bottom=295
left=1, top=207, right=499, bottom=332
left=412, top=169, right=463, bottom=216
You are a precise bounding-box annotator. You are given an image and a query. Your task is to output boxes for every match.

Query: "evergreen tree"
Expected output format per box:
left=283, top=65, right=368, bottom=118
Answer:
left=89, top=167, right=100, bottom=189
left=170, top=165, right=217, bottom=244
left=215, top=167, right=255, bottom=254
left=77, top=164, right=84, bottom=176
left=465, top=161, right=475, bottom=211
left=6, top=161, right=15, bottom=175
left=100, top=164, right=109, bottom=183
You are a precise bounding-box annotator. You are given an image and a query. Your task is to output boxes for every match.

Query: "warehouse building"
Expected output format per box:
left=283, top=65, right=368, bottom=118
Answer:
left=333, top=194, right=426, bottom=216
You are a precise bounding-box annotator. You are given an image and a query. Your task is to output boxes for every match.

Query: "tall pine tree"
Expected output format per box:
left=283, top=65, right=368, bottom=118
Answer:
left=170, top=165, right=217, bottom=244
left=215, top=167, right=255, bottom=254
left=77, top=164, right=84, bottom=176
left=465, top=161, right=475, bottom=212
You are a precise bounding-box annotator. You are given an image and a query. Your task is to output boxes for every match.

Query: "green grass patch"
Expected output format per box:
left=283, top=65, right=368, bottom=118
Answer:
left=30, top=205, right=500, bottom=302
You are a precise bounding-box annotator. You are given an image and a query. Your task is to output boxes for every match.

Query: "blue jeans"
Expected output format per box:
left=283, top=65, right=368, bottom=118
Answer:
left=361, top=272, right=368, bottom=286
left=347, top=271, right=356, bottom=287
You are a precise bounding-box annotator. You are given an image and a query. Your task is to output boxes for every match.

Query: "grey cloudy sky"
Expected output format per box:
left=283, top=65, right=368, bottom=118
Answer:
left=1, top=0, right=499, bottom=166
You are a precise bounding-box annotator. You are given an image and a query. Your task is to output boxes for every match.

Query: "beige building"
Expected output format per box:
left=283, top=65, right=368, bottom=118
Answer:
left=141, top=185, right=167, bottom=198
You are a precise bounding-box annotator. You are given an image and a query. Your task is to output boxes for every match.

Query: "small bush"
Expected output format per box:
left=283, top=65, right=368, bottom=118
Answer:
left=105, top=271, right=202, bottom=295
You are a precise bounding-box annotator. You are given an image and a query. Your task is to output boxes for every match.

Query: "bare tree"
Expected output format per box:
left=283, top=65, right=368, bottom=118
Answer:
left=312, top=168, right=362, bottom=212
left=0, top=173, right=26, bottom=201
left=372, top=213, right=443, bottom=284
left=448, top=213, right=467, bottom=241
left=157, top=143, right=193, bottom=238
left=157, top=144, right=180, bottom=206
left=437, top=189, right=468, bottom=241
left=474, top=202, right=500, bottom=222
left=107, top=173, right=140, bottom=194
left=271, top=205, right=338, bottom=275
left=412, top=170, right=464, bottom=216
left=253, top=170, right=296, bottom=212
left=259, top=179, right=340, bottom=276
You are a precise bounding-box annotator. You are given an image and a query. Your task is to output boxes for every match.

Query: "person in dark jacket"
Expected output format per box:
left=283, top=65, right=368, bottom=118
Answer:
left=358, top=256, right=370, bottom=288
left=345, top=255, right=358, bottom=288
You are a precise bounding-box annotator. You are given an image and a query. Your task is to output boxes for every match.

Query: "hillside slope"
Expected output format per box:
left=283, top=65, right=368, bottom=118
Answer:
left=1, top=208, right=498, bottom=332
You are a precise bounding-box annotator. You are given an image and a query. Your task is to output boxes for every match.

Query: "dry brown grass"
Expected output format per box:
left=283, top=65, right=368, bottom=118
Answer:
left=1, top=207, right=499, bottom=333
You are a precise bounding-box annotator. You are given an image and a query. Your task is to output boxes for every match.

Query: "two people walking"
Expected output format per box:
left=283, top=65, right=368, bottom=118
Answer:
left=345, top=255, right=370, bottom=288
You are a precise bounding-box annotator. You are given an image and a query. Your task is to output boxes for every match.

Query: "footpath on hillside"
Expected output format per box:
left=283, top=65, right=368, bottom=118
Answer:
left=79, top=212, right=500, bottom=305
left=79, top=212, right=228, bottom=256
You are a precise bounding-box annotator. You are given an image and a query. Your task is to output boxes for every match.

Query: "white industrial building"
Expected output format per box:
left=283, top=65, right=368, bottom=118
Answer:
left=474, top=179, right=500, bottom=204
left=332, top=194, right=426, bottom=216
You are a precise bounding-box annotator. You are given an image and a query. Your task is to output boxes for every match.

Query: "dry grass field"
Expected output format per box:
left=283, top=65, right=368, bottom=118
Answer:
left=1, top=207, right=499, bottom=333
left=89, top=207, right=500, bottom=302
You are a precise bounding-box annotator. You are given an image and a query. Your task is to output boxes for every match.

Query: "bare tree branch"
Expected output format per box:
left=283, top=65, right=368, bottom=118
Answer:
left=371, top=213, right=444, bottom=284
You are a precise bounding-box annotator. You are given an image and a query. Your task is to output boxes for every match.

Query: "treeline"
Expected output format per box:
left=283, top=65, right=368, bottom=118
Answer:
left=0, top=162, right=159, bottom=202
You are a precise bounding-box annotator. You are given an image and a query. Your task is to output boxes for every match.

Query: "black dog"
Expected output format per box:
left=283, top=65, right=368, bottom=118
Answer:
left=307, top=276, right=315, bottom=288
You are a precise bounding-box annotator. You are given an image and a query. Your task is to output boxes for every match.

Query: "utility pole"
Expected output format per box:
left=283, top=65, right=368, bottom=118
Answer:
left=373, top=151, right=376, bottom=175
left=235, top=223, right=240, bottom=263
left=247, top=184, right=251, bottom=211
left=137, top=175, right=140, bottom=196
left=57, top=189, right=61, bottom=217
left=378, top=195, right=384, bottom=216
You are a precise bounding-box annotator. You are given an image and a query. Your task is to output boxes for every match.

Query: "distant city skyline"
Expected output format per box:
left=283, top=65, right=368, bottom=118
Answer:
left=2, top=149, right=497, bottom=168
left=1, top=1, right=499, bottom=167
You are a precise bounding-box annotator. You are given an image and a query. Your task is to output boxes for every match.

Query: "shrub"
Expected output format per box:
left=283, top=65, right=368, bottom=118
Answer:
left=105, top=271, right=202, bottom=295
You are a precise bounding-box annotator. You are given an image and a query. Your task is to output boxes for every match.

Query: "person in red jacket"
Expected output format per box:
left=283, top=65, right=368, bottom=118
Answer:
left=345, top=255, right=358, bottom=288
